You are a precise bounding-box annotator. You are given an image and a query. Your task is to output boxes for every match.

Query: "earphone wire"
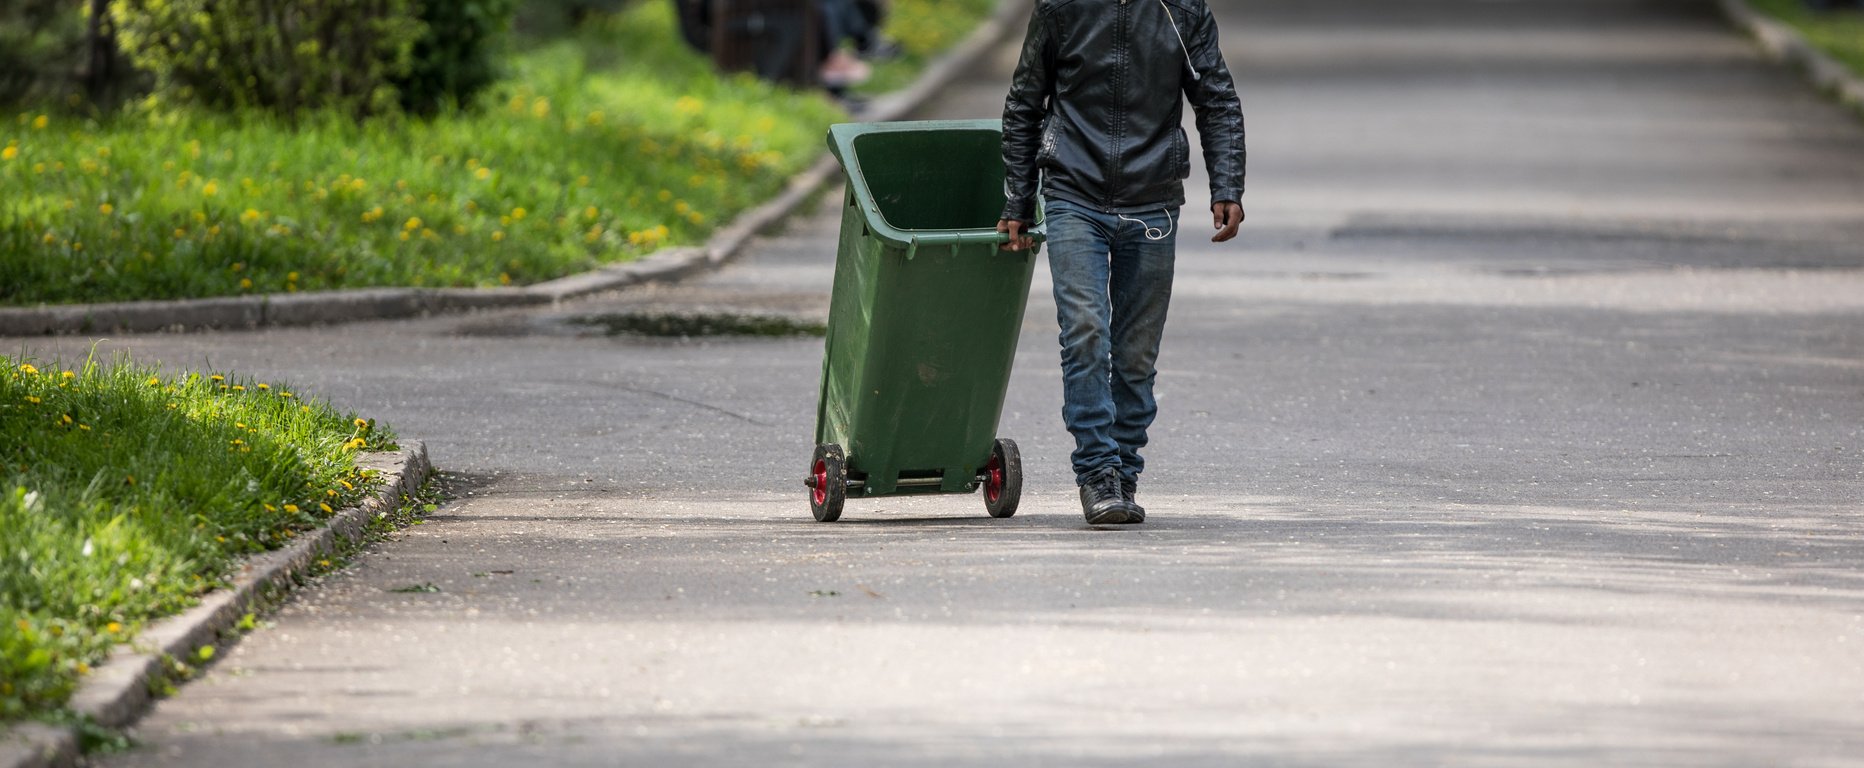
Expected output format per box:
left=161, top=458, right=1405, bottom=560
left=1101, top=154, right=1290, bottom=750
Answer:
left=1160, top=0, right=1201, bottom=81
left=1119, top=208, right=1176, bottom=241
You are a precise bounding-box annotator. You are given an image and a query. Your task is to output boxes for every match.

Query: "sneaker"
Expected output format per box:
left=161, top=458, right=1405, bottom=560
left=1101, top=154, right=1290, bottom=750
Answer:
left=1079, top=467, right=1139, bottom=525
left=1119, top=476, right=1146, bottom=523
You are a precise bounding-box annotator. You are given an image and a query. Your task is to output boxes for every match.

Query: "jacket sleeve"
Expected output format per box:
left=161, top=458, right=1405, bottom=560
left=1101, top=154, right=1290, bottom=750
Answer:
left=1000, top=9, right=1054, bottom=223
left=1182, top=3, right=1245, bottom=204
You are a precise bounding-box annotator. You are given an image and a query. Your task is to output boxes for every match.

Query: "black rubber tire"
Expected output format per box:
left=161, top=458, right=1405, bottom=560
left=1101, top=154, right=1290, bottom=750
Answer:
left=810, top=443, right=847, bottom=522
left=983, top=438, right=1022, bottom=518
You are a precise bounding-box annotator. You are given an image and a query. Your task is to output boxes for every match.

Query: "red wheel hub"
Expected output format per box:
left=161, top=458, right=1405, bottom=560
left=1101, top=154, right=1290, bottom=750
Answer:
left=983, top=455, right=1003, bottom=503
left=812, top=459, right=828, bottom=506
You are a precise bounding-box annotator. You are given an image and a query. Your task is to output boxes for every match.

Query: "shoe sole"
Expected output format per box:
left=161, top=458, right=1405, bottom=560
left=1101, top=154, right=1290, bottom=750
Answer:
left=1086, top=506, right=1141, bottom=525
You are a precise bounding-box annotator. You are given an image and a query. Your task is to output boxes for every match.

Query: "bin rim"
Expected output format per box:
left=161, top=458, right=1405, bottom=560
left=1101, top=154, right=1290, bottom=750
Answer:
left=827, top=119, right=1044, bottom=252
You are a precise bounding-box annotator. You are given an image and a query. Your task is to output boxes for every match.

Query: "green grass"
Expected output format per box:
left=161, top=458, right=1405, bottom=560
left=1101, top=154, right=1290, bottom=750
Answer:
left=0, top=353, right=397, bottom=721
left=0, top=0, right=1002, bottom=306
left=0, top=1, right=844, bottom=305
left=856, top=0, right=999, bottom=94
left=1748, top=0, right=1864, bottom=76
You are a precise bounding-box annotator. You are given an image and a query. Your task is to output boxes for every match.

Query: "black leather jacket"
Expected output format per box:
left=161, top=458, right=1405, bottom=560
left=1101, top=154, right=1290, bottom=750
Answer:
left=1000, top=0, right=1245, bottom=221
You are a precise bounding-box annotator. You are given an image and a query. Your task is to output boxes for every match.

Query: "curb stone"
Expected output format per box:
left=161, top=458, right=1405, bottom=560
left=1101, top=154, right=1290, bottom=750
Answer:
left=0, top=0, right=1032, bottom=338
left=0, top=443, right=434, bottom=768
left=1721, top=0, right=1864, bottom=113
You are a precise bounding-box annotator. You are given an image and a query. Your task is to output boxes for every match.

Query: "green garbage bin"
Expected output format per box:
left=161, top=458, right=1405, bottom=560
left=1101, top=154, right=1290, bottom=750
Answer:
left=805, top=119, right=1041, bottom=522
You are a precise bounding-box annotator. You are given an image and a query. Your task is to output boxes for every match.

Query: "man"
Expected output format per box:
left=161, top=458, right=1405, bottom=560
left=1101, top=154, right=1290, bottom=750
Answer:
left=996, top=0, right=1245, bottom=525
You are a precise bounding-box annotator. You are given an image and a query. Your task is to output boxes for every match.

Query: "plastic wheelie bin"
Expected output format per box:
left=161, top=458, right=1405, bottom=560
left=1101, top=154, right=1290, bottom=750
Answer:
left=805, top=119, right=1041, bottom=522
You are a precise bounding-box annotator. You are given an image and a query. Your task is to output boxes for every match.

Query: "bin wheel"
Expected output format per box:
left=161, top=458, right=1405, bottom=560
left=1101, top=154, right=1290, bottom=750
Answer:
left=982, top=438, right=1022, bottom=518
left=810, top=443, right=847, bottom=522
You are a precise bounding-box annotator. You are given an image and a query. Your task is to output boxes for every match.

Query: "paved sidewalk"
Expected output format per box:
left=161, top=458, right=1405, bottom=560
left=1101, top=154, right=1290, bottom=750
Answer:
left=9, top=0, right=1864, bottom=764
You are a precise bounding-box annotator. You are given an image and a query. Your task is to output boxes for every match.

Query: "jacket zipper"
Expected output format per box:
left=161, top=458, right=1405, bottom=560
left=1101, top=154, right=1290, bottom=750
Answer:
left=1109, top=0, right=1127, bottom=209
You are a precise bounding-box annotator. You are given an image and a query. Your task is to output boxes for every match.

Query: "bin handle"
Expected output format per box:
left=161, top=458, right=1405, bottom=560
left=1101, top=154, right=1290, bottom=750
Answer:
left=904, top=230, right=1045, bottom=259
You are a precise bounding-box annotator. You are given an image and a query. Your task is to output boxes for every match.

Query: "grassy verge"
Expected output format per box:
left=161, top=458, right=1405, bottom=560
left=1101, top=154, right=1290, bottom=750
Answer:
left=1747, top=0, right=1864, bottom=76
left=0, top=0, right=1001, bottom=307
left=857, top=0, right=999, bottom=94
left=1, top=353, right=397, bottom=722
left=0, top=2, right=843, bottom=305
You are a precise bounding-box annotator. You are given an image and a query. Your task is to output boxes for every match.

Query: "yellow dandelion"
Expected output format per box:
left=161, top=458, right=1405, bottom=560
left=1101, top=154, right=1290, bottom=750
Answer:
left=584, top=206, right=599, bottom=220
left=24, top=396, right=40, bottom=404
left=353, top=418, right=368, bottom=428
left=240, top=209, right=260, bottom=224
left=231, top=384, right=245, bottom=392
left=32, top=115, right=47, bottom=129
left=492, top=230, right=505, bottom=242
left=284, top=504, right=299, bottom=513
left=264, top=503, right=277, bottom=512
left=510, top=207, right=527, bottom=221
left=404, top=216, right=422, bottom=231
left=1, top=146, right=17, bottom=161
left=256, top=383, right=269, bottom=390
left=202, top=181, right=218, bottom=197
left=239, top=278, right=252, bottom=289
left=60, top=371, right=73, bottom=380
left=474, top=167, right=491, bottom=180
left=498, top=272, right=512, bottom=285
left=399, top=231, right=411, bottom=242
left=210, top=374, right=224, bottom=382
left=106, top=622, right=122, bottom=634
left=145, top=376, right=160, bottom=386
left=320, top=503, right=334, bottom=514
left=287, top=271, right=299, bottom=282
left=20, top=364, right=38, bottom=375
left=78, top=424, right=91, bottom=431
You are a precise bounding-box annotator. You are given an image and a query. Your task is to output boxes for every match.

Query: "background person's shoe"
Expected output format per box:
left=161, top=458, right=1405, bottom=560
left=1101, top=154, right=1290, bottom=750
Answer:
left=1080, top=467, right=1139, bottom=524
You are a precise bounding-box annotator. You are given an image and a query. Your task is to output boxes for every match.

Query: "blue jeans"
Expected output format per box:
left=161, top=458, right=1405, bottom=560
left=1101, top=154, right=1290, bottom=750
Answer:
left=1042, top=197, right=1179, bottom=486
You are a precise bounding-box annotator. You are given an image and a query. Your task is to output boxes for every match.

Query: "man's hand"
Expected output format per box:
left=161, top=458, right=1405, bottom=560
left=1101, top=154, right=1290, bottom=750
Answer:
left=997, top=219, right=1035, bottom=252
left=1211, top=201, right=1244, bottom=242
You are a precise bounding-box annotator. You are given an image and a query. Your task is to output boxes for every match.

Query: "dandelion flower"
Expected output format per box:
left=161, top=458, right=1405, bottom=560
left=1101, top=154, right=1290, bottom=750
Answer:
left=19, top=364, right=38, bottom=375
left=511, top=207, right=527, bottom=221
left=32, top=115, right=47, bottom=129
left=404, top=217, right=422, bottom=231
left=202, top=181, right=219, bottom=197
left=474, top=167, right=491, bottom=180
left=0, top=146, right=16, bottom=161
left=284, top=504, right=299, bottom=514
left=241, top=209, right=260, bottom=224
left=492, top=230, right=505, bottom=242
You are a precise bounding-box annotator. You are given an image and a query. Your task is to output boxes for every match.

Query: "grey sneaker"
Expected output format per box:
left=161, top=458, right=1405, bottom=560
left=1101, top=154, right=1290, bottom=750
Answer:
left=1080, top=467, right=1140, bottom=525
left=1120, top=476, right=1146, bottom=522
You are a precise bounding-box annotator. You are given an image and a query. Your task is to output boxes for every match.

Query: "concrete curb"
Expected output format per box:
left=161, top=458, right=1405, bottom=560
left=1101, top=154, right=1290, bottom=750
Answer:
left=0, top=443, right=434, bottom=768
left=1721, top=0, right=1864, bottom=113
left=0, top=0, right=1031, bottom=338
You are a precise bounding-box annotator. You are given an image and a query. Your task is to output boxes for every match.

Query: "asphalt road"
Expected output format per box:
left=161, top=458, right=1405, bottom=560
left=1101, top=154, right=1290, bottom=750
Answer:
left=12, top=0, right=1864, bottom=764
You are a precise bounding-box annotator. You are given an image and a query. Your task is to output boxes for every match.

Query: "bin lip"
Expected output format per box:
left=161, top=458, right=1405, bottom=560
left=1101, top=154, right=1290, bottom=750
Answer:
left=827, top=119, right=1041, bottom=250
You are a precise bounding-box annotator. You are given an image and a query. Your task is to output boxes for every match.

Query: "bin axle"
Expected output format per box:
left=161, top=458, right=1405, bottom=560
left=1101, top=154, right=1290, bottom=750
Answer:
left=802, top=473, right=988, bottom=490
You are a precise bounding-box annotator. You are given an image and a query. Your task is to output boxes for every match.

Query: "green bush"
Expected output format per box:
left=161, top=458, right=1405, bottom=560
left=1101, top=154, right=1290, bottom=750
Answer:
left=0, top=0, right=87, bottom=107
left=397, top=0, right=519, bottom=115
left=106, top=0, right=424, bottom=118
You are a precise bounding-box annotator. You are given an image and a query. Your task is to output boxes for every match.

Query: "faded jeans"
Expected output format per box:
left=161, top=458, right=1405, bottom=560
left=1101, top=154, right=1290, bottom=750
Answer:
left=1041, top=197, right=1179, bottom=486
